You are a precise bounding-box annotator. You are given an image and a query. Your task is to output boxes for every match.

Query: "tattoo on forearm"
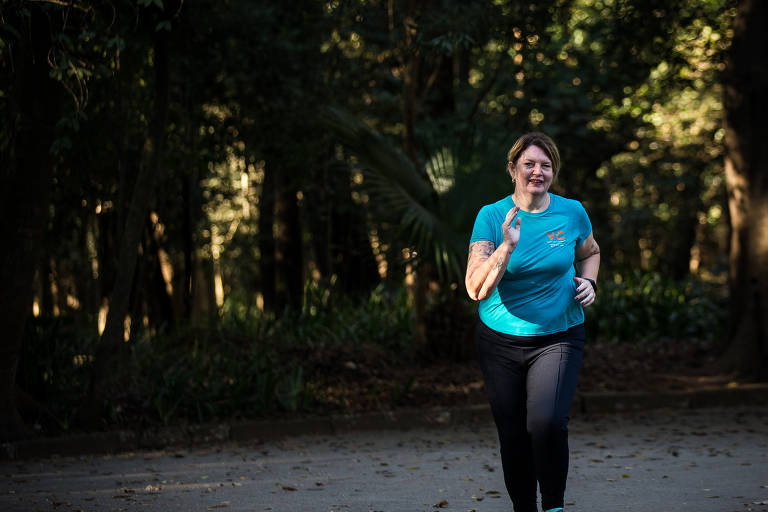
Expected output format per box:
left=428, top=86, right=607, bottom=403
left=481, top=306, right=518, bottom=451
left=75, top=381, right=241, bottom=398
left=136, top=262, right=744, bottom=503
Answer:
left=466, top=241, right=499, bottom=286
left=493, top=255, right=504, bottom=271
left=576, top=240, right=600, bottom=262
left=468, top=241, right=495, bottom=263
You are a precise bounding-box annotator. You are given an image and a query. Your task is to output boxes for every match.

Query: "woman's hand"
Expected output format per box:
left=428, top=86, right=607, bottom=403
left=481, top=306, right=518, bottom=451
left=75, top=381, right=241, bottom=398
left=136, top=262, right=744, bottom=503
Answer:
left=502, top=206, right=521, bottom=247
left=573, top=277, right=596, bottom=307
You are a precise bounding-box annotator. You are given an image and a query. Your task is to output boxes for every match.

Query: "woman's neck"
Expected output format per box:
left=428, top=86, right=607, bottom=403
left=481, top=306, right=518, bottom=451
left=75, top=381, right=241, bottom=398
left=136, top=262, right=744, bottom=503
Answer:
left=512, top=190, right=550, bottom=213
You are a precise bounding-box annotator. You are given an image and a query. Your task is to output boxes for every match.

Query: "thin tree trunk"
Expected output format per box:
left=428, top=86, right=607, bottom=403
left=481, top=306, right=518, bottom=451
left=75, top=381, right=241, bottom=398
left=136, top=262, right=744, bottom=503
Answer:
left=258, top=159, right=277, bottom=313
left=39, top=255, right=54, bottom=317
left=128, top=236, right=147, bottom=342
left=182, top=169, right=195, bottom=319
left=97, top=211, right=117, bottom=304
left=400, top=0, right=432, bottom=351
left=401, top=4, right=420, bottom=169
left=275, top=163, right=303, bottom=311
left=329, top=165, right=379, bottom=296
left=668, top=183, right=700, bottom=280
left=721, top=0, right=768, bottom=379
left=180, top=74, right=197, bottom=320
left=305, top=148, right=333, bottom=283
left=83, top=213, right=102, bottom=321
left=82, top=24, right=171, bottom=424
left=0, top=6, right=60, bottom=441
left=143, top=217, right=175, bottom=332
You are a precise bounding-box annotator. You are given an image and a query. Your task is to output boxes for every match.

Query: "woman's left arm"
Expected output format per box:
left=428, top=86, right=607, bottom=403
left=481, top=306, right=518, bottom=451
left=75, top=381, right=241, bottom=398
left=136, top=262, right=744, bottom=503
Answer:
left=574, top=232, right=600, bottom=307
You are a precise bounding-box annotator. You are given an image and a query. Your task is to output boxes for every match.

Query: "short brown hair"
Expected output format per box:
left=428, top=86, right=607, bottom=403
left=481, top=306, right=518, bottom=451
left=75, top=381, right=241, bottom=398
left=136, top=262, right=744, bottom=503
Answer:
left=507, top=132, right=561, bottom=181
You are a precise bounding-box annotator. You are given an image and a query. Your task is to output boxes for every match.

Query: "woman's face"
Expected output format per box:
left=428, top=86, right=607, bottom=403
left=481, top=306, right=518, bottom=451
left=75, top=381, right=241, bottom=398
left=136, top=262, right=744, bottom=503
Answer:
left=509, top=144, right=553, bottom=196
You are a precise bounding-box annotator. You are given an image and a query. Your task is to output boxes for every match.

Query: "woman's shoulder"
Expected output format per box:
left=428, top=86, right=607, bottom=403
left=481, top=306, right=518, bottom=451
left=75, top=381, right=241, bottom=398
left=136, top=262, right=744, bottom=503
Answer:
left=471, top=196, right=510, bottom=241
left=550, top=193, right=586, bottom=212
left=477, top=195, right=512, bottom=216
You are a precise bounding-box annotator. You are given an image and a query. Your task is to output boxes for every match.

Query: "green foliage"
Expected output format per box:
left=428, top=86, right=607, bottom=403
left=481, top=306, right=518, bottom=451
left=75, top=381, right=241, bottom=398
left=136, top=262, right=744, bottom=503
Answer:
left=17, top=316, right=96, bottom=432
left=586, top=271, right=727, bottom=343
left=276, top=367, right=313, bottom=413
left=16, top=282, right=414, bottom=431
left=134, top=281, right=414, bottom=424
left=321, top=106, right=467, bottom=283
left=135, top=327, right=284, bottom=424
left=17, top=272, right=727, bottom=431
left=261, top=280, right=415, bottom=357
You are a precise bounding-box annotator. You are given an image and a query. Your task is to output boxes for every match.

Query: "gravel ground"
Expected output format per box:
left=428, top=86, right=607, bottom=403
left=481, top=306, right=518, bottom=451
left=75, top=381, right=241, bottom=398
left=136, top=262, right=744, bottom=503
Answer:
left=1, top=406, right=767, bottom=512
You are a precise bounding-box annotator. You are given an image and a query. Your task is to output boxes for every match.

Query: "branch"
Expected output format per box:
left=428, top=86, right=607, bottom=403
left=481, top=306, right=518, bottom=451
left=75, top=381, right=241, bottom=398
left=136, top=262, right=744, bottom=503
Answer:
left=418, top=59, right=443, bottom=108
left=466, top=57, right=503, bottom=122
left=27, top=0, right=92, bottom=12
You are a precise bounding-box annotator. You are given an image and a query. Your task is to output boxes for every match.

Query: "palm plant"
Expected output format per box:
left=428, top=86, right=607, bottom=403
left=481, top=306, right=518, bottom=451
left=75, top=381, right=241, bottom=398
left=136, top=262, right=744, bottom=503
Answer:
left=319, top=105, right=511, bottom=286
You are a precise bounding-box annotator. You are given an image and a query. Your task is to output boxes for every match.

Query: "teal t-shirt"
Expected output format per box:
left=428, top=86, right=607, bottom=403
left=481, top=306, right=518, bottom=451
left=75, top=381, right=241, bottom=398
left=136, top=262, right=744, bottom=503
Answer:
left=470, top=193, right=593, bottom=336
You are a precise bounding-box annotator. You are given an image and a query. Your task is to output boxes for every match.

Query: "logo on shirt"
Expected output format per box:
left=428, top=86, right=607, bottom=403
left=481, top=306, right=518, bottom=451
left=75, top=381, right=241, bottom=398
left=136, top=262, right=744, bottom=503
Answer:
left=546, top=231, right=567, bottom=248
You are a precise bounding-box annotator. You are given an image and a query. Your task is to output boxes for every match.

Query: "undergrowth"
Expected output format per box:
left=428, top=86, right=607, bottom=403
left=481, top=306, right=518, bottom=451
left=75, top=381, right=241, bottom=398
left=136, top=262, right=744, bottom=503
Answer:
left=586, top=271, right=727, bottom=343
left=16, top=272, right=726, bottom=434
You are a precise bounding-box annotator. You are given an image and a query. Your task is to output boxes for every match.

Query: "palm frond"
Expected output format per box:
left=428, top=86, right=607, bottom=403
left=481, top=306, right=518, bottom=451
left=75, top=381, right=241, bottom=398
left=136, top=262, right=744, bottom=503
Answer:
left=319, top=106, right=466, bottom=283
left=425, top=146, right=456, bottom=195
left=320, top=106, right=436, bottom=209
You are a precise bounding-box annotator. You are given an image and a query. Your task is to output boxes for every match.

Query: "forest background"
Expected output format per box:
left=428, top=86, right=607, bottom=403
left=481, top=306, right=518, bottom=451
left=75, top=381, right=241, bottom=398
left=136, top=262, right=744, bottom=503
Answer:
left=1, top=0, right=766, bottom=442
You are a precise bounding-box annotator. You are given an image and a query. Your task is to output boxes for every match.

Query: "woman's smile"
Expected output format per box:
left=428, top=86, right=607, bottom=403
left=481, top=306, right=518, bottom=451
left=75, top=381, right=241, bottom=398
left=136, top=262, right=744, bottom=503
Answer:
left=510, top=144, right=554, bottom=203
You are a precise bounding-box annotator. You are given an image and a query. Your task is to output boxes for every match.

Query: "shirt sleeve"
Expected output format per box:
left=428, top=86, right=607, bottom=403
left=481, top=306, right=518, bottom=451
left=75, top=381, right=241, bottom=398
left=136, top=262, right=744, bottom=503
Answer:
left=470, top=205, right=497, bottom=244
left=575, top=202, right=593, bottom=247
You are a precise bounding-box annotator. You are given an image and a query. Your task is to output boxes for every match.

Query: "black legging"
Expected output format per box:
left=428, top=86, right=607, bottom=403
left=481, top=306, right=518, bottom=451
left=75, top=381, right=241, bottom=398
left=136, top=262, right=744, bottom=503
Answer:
left=476, top=321, right=585, bottom=512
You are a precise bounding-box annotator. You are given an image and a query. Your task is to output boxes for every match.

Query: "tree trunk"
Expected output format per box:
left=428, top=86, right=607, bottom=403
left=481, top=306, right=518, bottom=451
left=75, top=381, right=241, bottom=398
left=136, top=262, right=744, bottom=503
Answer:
left=306, top=153, right=333, bottom=283
left=401, top=2, right=421, bottom=170
left=307, top=150, right=380, bottom=296
left=82, top=24, right=171, bottom=424
left=258, top=158, right=277, bottom=313
left=399, top=0, right=435, bottom=351
left=81, top=213, right=100, bottom=323
left=0, top=6, right=60, bottom=441
left=182, top=170, right=195, bottom=319
left=39, top=255, right=55, bottom=317
left=329, top=169, right=380, bottom=296
left=97, top=210, right=118, bottom=304
left=721, top=0, right=768, bottom=379
left=275, top=162, right=303, bottom=311
left=142, top=217, right=175, bottom=333
left=668, top=182, right=700, bottom=280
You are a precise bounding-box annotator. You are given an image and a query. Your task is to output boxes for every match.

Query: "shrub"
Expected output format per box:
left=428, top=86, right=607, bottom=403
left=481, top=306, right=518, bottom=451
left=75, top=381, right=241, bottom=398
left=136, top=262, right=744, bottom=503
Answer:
left=131, top=281, right=416, bottom=424
left=586, top=271, right=727, bottom=343
left=16, top=272, right=727, bottom=432
left=16, top=315, right=95, bottom=432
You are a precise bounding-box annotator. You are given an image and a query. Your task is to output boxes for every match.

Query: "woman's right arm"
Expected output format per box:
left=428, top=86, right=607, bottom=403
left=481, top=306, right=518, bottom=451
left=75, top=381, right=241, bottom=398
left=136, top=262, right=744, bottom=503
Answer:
left=465, top=207, right=520, bottom=301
